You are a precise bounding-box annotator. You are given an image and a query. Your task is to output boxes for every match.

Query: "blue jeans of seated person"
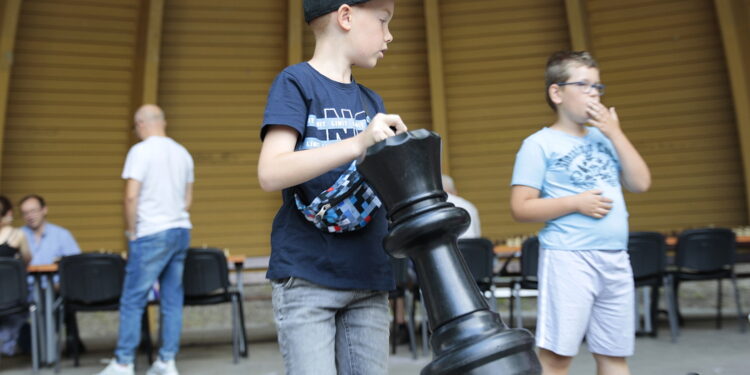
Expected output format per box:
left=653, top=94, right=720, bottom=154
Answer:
left=115, top=228, right=190, bottom=365
left=271, top=277, right=390, bottom=375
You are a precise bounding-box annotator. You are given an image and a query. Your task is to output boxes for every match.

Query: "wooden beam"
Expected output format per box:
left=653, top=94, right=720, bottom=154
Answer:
left=423, top=0, right=449, bottom=174
left=288, top=0, right=303, bottom=65
left=0, top=0, right=21, bottom=183
left=564, top=0, right=592, bottom=51
left=714, top=0, right=750, bottom=221
left=132, top=0, right=164, bottom=108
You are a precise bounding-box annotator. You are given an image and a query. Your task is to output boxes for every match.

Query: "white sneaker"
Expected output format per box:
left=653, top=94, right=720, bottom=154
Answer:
left=95, top=359, right=134, bottom=375
left=146, top=359, right=179, bottom=375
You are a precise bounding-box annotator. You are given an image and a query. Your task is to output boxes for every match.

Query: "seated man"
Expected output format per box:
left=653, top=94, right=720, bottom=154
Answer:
left=19, top=194, right=83, bottom=355
left=19, top=194, right=81, bottom=265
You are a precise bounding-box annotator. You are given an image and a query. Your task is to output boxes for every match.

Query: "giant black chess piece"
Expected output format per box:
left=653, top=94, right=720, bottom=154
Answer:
left=357, top=129, right=541, bottom=375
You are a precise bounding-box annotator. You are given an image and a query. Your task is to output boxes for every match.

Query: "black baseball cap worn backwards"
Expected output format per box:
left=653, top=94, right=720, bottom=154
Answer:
left=304, top=0, right=371, bottom=23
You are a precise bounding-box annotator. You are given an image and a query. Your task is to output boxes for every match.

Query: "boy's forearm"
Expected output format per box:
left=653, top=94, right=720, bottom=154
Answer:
left=511, top=195, right=579, bottom=223
left=609, top=132, right=651, bottom=193
left=258, top=136, right=365, bottom=192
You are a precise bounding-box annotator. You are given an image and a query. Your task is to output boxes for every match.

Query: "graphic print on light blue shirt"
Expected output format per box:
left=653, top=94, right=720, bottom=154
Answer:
left=553, top=142, right=619, bottom=190
left=511, top=127, right=629, bottom=251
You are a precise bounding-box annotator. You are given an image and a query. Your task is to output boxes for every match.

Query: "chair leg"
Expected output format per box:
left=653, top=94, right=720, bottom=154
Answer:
left=513, top=283, right=523, bottom=328
left=230, top=295, right=239, bottom=364
left=140, top=310, right=153, bottom=364
left=633, top=287, right=641, bottom=333
left=509, top=283, right=515, bottom=327
left=404, top=290, right=417, bottom=360
left=389, top=297, right=397, bottom=354
left=489, top=285, right=498, bottom=313
left=643, top=287, right=652, bottom=334
left=57, top=304, right=65, bottom=373
left=237, top=296, right=248, bottom=358
left=649, top=285, right=660, bottom=338
left=419, top=292, right=429, bottom=355
left=730, top=273, right=748, bottom=333
left=717, top=278, right=723, bottom=329
left=663, top=275, right=679, bottom=343
left=30, top=305, right=39, bottom=374
left=673, top=278, right=684, bottom=327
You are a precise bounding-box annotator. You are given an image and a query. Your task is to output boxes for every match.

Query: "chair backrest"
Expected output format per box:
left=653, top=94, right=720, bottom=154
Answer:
left=0, top=258, right=28, bottom=314
left=183, top=248, right=230, bottom=297
left=675, top=228, right=736, bottom=272
left=627, top=231, right=667, bottom=280
left=457, top=237, right=495, bottom=287
left=520, top=236, right=539, bottom=283
left=59, top=253, right=126, bottom=305
left=390, top=257, right=413, bottom=289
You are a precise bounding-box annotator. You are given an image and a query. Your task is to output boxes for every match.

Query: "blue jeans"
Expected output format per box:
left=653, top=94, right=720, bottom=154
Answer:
left=115, top=228, right=190, bottom=364
left=271, top=277, right=390, bottom=375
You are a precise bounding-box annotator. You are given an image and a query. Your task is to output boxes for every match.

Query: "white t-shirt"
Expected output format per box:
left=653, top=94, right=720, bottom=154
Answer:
left=122, top=136, right=194, bottom=238
left=447, top=193, right=482, bottom=239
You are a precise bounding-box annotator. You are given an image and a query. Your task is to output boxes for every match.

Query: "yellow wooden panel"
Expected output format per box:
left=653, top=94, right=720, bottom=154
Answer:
left=1, top=0, right=139, bottom=255
left=158, top=0, right=287, bottom=255
left=591, top=6, right=713, bottom=36
left=17, top=39, right=133, bottom=56
left=588, top=0, right=746, bottom=233
left=22, top=1, right=137, bottom=17
left=439, top=0, right=570, bottom=240
left=19, top=14, right=135, bottom=32
left=17, top=26, right=135, bottom=44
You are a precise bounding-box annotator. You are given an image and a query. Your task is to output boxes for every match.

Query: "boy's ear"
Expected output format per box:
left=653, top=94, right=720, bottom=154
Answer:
left=336, top=4, right=354, bottom=31
left=548, top=84, right=563, bottom=107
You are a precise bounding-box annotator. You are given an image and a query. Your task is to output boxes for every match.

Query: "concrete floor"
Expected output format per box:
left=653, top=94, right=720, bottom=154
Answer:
left=1, top=318, right=747, bottom=374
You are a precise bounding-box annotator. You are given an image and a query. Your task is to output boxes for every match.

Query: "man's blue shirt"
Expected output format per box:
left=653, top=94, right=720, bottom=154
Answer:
left=22, top=222, right=81, bottom=265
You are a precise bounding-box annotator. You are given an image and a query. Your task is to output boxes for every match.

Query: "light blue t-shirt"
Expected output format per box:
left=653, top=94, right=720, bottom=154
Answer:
left=22, top=222, right=81, bottom=265
left=511, top=127, right=628, bottom=251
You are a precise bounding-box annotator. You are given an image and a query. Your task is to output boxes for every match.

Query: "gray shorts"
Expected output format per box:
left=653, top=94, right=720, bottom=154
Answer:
left=536, top=248, right=635, bottom=357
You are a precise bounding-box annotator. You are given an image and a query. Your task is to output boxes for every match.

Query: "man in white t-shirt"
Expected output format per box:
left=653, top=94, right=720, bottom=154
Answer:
left=98, top=104, right=194, bottom=375
left=442, top=175, right=481, bottom=239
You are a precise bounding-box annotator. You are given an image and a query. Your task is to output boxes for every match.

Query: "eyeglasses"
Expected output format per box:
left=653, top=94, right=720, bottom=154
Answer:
left=556, top=81, right=606, bottom=96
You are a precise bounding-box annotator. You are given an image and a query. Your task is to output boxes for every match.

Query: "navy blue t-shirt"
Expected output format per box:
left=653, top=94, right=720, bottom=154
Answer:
left=260, top=62, right=394, bottom=291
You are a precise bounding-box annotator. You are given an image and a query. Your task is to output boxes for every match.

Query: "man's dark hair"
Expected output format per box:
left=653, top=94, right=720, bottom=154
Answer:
left=0, top=196, right=12, bottom=217
left=19, top=194, right=46, bottom=208
left=545, top=51, right=598, bottom=111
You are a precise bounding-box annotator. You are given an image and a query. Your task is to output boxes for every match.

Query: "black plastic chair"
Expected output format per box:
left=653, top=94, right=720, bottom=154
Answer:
left=0, top=258, right=39, bottom=373
left=457, top=238, right=497, bottom=311
left=57, top=253, right=153, bottom=367
left=627, top=232, right=678, bottom=342
left=388, top=257, right=421, bottom=359
left=509, top=236, right=539, bottom=328
left=673, top=228, right=747, bottom=332
left=183, top=248, right=247, bottom=363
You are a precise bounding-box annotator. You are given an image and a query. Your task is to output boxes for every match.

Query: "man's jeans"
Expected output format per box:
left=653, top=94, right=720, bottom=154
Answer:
left=115, top=228, right=190, bottom=364
left=271, top=277, right=390, bottom=375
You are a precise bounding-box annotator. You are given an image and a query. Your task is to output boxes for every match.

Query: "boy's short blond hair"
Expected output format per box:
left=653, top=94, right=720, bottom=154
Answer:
left=544, top=51, right=598, bottom=111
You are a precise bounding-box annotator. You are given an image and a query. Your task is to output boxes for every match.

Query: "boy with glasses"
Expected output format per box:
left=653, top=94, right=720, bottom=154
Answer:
left=510, top=51, right=651, bottom=375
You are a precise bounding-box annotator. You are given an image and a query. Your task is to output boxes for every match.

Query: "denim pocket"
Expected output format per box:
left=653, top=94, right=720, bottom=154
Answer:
left=274, top=277, right=295, bottom=289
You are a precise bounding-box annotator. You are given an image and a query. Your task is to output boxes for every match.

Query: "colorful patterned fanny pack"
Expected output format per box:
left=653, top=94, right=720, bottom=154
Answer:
left=294, top=161, right=382, bottom=233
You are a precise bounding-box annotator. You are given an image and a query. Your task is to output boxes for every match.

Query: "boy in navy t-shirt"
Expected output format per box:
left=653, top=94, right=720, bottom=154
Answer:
left=258, top=0, right=406, bottom=373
